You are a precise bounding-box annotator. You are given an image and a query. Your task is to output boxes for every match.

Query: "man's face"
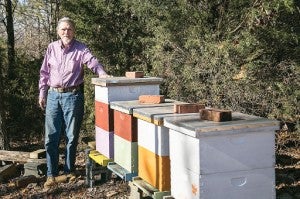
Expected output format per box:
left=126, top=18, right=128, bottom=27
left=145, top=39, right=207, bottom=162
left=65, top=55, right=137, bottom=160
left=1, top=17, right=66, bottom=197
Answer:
left=57, top=22, right=74, bottom=46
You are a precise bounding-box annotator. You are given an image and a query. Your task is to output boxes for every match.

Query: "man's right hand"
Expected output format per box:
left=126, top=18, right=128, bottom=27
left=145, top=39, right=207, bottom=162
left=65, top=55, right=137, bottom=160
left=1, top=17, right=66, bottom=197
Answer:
left=39, top=98, right=46, bottom=110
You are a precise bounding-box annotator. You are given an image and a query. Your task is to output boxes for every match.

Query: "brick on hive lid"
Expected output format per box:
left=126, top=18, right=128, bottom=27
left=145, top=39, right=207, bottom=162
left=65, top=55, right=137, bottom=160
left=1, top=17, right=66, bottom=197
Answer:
left=125, top=71, right=144, bottom=78
left=174, top=103, right=205, bottom=114
left=139, top=95, right=165, bottom=104
left=200, top=108, right=232, bottom=122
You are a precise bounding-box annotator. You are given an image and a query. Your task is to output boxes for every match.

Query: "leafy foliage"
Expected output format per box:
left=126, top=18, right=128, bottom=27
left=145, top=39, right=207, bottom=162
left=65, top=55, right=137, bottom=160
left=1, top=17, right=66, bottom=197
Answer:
left=62, top=0, right=299, bottom=132
left=0, top=0, right=299, bottom=143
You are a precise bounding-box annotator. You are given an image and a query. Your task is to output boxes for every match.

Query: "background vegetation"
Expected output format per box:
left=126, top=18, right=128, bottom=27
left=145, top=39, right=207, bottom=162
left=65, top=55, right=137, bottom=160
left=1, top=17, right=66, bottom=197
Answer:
left=0, top=0, right=299, bottom=146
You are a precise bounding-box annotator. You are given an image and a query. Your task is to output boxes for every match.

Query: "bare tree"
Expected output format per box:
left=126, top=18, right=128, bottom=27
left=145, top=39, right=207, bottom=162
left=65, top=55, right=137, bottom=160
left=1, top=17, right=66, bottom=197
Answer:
left=0, top=0, right=17, bottom=150
left=0, top=72, right=8, bottom=150
left=2, top=0, right=15, bottom=79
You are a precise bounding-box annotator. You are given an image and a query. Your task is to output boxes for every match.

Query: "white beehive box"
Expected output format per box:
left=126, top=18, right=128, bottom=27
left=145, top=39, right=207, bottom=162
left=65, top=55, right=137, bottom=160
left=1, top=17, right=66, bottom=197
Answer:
left=164, top=112, right=279, bottom=199
left=92, top=77, right=163, bottom=104
left=137, top=119, right=169, bottom=156
left=171, top=165, right=275, bottom=199
left=165, top=112, right=278, bottom=174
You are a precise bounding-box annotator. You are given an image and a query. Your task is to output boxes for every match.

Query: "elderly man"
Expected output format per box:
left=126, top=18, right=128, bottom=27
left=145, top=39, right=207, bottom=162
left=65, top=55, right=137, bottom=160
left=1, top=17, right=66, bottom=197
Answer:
left=39, top=17, right=109, bottom=188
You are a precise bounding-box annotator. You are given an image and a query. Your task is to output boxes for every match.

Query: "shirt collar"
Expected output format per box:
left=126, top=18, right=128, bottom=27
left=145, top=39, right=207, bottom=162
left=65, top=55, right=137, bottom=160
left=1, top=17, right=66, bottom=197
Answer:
left=60, top=39, right=75, bottom=49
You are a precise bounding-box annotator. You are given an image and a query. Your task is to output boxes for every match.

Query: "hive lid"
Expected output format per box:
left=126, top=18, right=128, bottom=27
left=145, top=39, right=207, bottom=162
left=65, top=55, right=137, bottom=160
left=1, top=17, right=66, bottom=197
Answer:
left=132, top=105, right=187, bottom=125
left=164, top=112, right=279, bottom=138
left=110, top=99, right=179, bottom=114
left=91, top=77, right=163, bottom=86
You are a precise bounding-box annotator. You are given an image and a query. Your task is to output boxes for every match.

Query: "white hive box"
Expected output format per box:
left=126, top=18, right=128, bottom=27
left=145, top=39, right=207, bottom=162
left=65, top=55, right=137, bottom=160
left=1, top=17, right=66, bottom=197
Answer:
left=171, top=165, right=275, bottom=199
left=133, top=105, right=186, bottom=156
left=95, top=126, right=114, bottom=159
left=92, top=77, right=163, bottom=104
left=137, top=119, right=169, bottom=156
left=164, top=112, right=279, bottom=199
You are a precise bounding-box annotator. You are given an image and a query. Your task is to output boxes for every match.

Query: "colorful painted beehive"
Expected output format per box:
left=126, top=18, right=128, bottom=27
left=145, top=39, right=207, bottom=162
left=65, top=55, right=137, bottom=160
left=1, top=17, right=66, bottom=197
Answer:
left=92, top=77, right=163, bottom=159
left=110, top=99, right=180, bottom=175
left=132, top=105, right=185, bottom=191
left=163, top=112, right=279, bottom=199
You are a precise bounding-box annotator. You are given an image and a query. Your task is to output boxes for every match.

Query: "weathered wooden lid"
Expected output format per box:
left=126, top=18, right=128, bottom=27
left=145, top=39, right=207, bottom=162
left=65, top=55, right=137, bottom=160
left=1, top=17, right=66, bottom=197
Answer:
left=91, top=76, right=163, bottom=86
left=132, top=105, right=187, bottom=126
left=110, top=99, right=179, bottom=114
left=164, top=112, right=280, bottom=138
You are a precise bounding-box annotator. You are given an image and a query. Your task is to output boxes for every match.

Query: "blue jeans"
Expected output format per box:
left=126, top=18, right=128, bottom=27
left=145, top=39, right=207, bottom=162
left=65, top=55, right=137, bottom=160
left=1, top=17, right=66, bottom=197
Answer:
left=45, top=89, right=84, bottom=177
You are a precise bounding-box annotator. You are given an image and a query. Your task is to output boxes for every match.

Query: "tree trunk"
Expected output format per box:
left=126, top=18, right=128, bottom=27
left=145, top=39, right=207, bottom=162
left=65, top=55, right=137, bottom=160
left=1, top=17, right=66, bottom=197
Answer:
left=0, top=0, right=15, bottom=150
left=0, top=92, right=9, bottom=150
left=5, top=0, right=15, bottom=79
left=0, top=44, right=9, bottom=150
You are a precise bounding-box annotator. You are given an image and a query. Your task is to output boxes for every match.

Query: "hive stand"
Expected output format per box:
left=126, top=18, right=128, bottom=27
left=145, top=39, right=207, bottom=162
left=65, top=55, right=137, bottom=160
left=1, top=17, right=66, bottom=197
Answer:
left=129, top=177, right=171, bottom=199
left=107, top=162, right=137, bottom=181
left=85, top=149, right=112, bottom=187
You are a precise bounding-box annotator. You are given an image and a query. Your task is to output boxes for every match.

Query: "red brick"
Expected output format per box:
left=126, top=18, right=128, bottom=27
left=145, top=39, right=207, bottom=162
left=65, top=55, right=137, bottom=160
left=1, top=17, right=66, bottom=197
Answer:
left=139, top=95, right=165, bottom=104
left=125, top=71, right=144, bottom=78
left=200, top=108, right=232, bottom=122
left=174, top=103, right=205, bottom=114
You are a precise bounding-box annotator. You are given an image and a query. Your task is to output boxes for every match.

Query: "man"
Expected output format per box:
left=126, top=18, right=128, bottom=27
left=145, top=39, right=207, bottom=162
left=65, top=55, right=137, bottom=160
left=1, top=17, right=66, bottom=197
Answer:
left=39, top=17, right=110, bottom=188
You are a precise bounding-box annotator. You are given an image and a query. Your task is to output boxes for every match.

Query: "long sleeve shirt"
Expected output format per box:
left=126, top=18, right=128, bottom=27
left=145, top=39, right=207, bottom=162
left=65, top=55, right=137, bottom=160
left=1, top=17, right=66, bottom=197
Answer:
left=39, top=39, right=107, bottom=99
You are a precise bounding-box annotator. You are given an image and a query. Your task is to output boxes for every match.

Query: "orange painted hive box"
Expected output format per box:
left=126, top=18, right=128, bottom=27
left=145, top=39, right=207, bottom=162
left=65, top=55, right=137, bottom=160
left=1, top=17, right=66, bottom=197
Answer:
left=95, top=100, right=114, bottom=132
left=114, top=110, right=137, bottom=142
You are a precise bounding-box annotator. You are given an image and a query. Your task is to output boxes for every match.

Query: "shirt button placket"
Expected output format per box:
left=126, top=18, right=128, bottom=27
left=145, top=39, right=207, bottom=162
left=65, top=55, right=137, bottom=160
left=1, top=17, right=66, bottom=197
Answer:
left=61, top=50, right=67, bottom=86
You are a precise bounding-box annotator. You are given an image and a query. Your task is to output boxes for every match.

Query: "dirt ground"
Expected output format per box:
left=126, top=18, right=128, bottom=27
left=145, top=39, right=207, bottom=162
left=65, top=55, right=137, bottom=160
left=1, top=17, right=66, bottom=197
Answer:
left=0, top=129, right=299, bottom=199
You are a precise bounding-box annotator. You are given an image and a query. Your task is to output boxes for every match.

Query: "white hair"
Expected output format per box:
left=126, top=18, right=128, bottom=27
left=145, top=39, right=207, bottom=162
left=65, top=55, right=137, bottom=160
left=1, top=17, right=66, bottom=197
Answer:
left=57, top=17, right=75, bottom=31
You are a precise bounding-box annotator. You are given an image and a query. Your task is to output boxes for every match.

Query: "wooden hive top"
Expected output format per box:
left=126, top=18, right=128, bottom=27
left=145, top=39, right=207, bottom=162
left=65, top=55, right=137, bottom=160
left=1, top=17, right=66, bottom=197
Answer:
left=91, top=76, right=163, bottom=86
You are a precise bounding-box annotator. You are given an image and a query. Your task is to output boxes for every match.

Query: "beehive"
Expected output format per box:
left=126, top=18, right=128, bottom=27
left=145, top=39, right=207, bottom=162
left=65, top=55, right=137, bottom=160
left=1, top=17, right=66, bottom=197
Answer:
left=92, top=77, right=162, bottom=159
left=164, top=112, right=279, bottom=199
left=110, top=99, right=180, bottom=175
left=132, top=105, right=187, bottom=191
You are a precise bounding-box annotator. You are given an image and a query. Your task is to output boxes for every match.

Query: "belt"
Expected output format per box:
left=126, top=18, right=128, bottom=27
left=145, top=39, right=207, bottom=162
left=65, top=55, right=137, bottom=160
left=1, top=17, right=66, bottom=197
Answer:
left=49, top=85, right=82, bottom=93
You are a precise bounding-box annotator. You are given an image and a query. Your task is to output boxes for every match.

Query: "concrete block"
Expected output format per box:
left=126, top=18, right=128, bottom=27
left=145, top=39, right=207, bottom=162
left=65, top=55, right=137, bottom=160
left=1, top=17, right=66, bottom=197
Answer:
left=24, top=162, right=47, bottom=177
left=129, top=181, right=143, bottom=199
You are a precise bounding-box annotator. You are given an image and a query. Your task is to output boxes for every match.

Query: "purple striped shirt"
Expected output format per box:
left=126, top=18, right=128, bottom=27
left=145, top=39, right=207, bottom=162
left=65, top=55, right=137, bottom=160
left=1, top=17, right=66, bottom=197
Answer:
left=39, top=39, right=107, bottom=98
